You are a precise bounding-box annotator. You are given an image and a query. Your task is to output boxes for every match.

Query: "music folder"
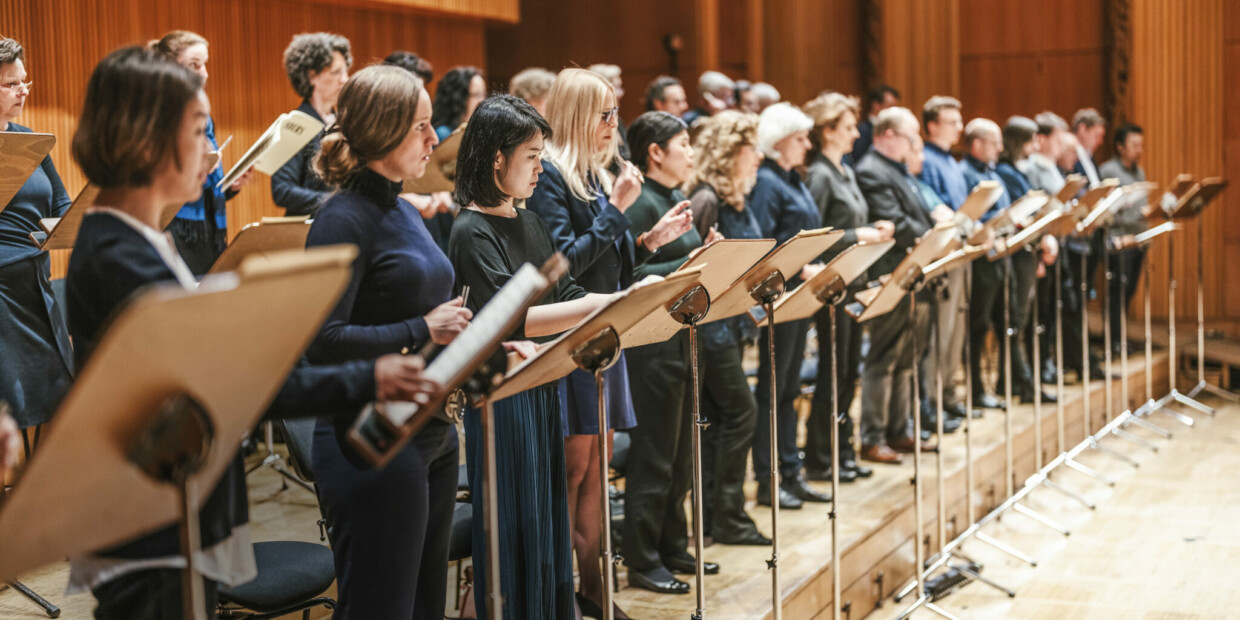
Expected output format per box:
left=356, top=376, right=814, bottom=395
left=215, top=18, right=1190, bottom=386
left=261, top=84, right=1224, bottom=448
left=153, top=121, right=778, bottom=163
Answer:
left=990, top=207, right=1074, bottom=260
left=207, top=217, right=313, bottom=274
left=1076, top=185, right=1126, bottom=235
left=489, top=267, right=708, bottom=401
left=958, top=180, right=1005, bottom=223
left=1166, top=177, right=1227, bottom=220
left=0, top=132, right=56, bottom=213
left=405, top=124, right=464, bottom=196
left=1110, top=221, right=1178, bottom=253
left=217, top=111, right=324, bottom=191
left=759, top=239, right=896, bottom=325
left=0, top=245, right=358, bottom=584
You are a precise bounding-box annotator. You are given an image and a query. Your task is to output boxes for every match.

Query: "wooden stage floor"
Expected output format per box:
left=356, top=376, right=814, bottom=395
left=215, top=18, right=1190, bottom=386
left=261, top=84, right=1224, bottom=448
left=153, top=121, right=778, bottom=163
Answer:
left=7, top=348, right=1236, bottom=619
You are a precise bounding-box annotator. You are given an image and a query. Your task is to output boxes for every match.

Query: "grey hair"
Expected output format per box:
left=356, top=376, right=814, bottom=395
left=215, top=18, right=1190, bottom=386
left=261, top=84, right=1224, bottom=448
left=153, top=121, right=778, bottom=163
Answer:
left=1034, top=111, right=1068, bottom=135
left=0, top=38, right=24, bottom=66
left=874, top=106, right=918, bottom=137
left=964, top=117, right=1001, bottom=145
left=283, top=32, right=353, bottom=99
left=698, top=70, right=735, bottom=94
left=751, top=82, right=781, bottom=104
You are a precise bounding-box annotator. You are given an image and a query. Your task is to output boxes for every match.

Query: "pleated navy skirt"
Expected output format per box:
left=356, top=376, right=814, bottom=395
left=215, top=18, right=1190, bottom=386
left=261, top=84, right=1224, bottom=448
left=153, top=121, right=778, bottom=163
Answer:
left=465, top=383, right=575, bottom=619
left=0, top=254, right=73, bottom=428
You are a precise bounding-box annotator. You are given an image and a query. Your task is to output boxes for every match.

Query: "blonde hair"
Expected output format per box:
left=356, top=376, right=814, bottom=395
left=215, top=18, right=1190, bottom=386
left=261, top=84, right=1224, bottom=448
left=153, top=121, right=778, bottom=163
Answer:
left=543, top=68, right=618, bottom=201
left=315, top=65, right=424, bottom=187
left=804, top=92, right=860, bottom=153
left=686, top=110, right=759, bottom=207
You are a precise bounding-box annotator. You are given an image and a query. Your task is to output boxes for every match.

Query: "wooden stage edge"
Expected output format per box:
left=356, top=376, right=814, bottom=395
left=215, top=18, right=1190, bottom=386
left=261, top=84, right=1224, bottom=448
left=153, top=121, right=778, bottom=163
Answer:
left=618, top=350, right=1172, bottom=620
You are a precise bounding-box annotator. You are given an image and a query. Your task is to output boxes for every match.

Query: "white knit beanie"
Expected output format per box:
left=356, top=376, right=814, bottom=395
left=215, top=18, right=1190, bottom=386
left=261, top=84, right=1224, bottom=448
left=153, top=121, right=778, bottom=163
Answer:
left=757, top=102, right=813, bottom=160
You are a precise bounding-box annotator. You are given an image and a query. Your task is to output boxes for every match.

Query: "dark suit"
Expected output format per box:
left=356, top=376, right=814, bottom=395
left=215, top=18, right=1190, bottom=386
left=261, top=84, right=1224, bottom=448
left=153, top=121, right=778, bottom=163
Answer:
left=855, top=151, right=933, bottom=446
left=270, top=100, right=329, bottom=216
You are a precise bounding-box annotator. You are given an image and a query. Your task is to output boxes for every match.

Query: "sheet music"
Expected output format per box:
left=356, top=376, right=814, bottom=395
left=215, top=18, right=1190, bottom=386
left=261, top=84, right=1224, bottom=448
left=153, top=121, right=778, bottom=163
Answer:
left=383, top=263, right=549, bottom=425
left=217, top=111, right=324, bottom=190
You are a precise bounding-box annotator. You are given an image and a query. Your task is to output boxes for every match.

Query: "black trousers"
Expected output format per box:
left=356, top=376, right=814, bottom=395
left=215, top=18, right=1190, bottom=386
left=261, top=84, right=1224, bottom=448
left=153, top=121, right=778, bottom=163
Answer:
left=860, top=295, right=919, bottom=446
left=1061, top=248, right=1101, bottom=374
left=752, top=319, right=809, bottom=481
left=969, top=259, right=1007, bottom=397
left=1107, top=246, right=1146, bottom=343
left=700, top=339, right=760, bottom=540
left=313, top=419, right=459, bottom=619
left=805, top=303, right=860, bottom=471
left=624, top=334, right=694, bottom=571
left=998, top=251, right=1038, bottom=394
left=92, top=567, right=218, bottom=620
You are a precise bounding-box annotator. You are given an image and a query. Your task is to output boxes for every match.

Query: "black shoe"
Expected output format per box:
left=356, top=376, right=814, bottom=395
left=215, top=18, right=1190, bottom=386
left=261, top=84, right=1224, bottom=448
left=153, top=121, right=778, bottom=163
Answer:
left=782, top=476, right=832, bottom=502
left=756, top=484, right=803, bottom=509
left=664, top=554, right=720, bottom=575
left=1042, top=359, right=1058, bottom=385
left=922, top=413, right=962, bottom=434
left=1020, top=389, right=1059, bottom=404
left=714, top=529, right=772, bottom=546
left=1088, top=364, right=1106, bottom=381
left=944, top=402, right=967, bottom=419
left=841, top=459, right=873, bottom=478
left=576, top=593, right=630, bottom=620
left=973, top=392, right=1007, bottom=410
left=628, top=566, right=690, bottom=594
left=805, top=467, right=858, bottom=483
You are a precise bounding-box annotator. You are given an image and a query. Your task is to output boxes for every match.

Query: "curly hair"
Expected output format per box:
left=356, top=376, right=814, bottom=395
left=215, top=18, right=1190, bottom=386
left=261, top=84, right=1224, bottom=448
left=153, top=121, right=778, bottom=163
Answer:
left=686, top=110, right=759, bottom=207
left=283, top=32, right=352, bottom=99
left=383, top=50, right=433, bottom=86
left=431, top=66, right=481, bottom=130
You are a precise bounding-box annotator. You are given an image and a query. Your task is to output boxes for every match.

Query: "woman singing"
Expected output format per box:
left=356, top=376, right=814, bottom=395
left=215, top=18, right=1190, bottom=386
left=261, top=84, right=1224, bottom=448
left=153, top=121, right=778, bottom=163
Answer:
left=450, top=93, right=617, bottom=619
left=526, top=68, right=693, bottom=603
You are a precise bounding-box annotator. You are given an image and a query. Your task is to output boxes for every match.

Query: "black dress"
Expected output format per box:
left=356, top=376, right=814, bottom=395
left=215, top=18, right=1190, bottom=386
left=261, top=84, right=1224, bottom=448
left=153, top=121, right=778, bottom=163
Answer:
left=449, top=207, right=583, bottom=620
left=0, top=122, right=74, bottom=428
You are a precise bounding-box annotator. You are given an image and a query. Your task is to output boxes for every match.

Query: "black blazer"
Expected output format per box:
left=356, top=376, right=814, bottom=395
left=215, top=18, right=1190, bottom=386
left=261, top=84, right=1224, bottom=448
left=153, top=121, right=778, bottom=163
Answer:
left=270, top=100, right=330, bottom=216
left=855, top=150, right=933, bottom=277
left=525, top=160, right=652, bottom=294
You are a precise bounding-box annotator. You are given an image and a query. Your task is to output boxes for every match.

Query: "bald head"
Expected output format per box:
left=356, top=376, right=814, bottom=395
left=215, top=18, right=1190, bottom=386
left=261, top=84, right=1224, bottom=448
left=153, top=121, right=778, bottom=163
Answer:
left=964, top=118, right=1001, bottom=165
left=872, top=106, right=919, bottom=162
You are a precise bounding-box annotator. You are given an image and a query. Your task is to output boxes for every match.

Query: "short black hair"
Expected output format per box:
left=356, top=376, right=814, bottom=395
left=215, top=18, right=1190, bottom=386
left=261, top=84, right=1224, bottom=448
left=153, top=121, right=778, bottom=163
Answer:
left=383, top=50, right=434, bottom=86
left=626, top=111, right=688, bottom=172
left=644, top=75, right=682, bottom=111
left=72, top=46, right=203, bottom=188
left=868, top=83, right=900, bottom=107
left=454, top=94, right=552, bottom=208
left=1113, top=123, right=1143, bottom=150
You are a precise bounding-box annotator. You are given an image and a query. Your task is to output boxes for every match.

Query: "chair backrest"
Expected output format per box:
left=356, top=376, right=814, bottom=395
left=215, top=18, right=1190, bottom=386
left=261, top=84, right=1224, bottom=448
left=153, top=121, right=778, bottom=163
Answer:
left=278, top=419, right=317, bottom=484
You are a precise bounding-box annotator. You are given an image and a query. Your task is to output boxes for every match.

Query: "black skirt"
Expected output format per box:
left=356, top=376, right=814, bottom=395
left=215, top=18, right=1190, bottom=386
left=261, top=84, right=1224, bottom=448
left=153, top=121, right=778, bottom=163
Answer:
left=0, top=254, right=74, bottom=427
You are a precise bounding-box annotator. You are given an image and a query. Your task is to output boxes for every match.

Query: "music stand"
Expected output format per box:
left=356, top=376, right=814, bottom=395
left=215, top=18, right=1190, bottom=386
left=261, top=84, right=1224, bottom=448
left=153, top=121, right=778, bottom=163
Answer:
left=27, top=184, right=99, bottom=252
left=642, top=239, right=774, bottom=620
left=843, top=226, right=954, bottom=620
left=489, top=267, right=708, bottom=620
left=209, top=217, right=313, bottom=275
left=758, top=240, right=893, bottom=620
left=0, top=132, right=56, bottom=213
left=0, top=246, right=357, bottom=620
left=1172, top=179, right=1237, bottom=405
left=703, top=228, right=844, bottom=620
left=405, top=126, right=463, bottom=196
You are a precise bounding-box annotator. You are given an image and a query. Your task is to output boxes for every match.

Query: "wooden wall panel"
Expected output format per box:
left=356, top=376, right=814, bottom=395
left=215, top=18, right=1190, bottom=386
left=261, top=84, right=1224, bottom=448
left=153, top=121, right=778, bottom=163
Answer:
left=958, top=0, right=1107, bottom=131
left=484, top=0, right=703, bottom=123
left=1223, top=0, right=1240, bottom=325
left=876, top=0, right=960, bottom=113
left=759, top=0, right=863, bottom=106
left=2, top=0, right=489, bottom=277
left=304, top=0, right=518, bottom=22
left=1129, top=0, right=1230, bottom=331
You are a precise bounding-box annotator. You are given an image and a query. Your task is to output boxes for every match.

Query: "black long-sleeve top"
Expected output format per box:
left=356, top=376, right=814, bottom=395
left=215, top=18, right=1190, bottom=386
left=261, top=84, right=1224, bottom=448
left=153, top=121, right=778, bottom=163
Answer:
left=448, top=207, right=586, bottom=342
left=0, top=123, right=71, bottom=268
left=806, top=152, right=869, bottom=261
left=65, top=211, right=375, bottom=561
left=624, top=179, right=701, bottom=278
left=855, top=149, right=933, bottom=278
left=304, top=168, right=455, bottom=363
left=270, top=101, right=329, bottom=216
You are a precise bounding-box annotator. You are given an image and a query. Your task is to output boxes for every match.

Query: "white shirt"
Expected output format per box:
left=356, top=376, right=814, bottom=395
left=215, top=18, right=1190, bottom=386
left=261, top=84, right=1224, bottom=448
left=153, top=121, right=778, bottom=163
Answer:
left=1075, top=143, right=1101, bottom=187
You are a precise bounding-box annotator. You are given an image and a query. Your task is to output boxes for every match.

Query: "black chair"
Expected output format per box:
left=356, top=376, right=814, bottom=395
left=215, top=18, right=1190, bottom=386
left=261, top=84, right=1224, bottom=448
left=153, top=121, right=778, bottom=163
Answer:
left=448, top=502, right=474, bottom=616
left=217, top=419, right=337, bottom=619
left=217, top=541, right=337, bottom=620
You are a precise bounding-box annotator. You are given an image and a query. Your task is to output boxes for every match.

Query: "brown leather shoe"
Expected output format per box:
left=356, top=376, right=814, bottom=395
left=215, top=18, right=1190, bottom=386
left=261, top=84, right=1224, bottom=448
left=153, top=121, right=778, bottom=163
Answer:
left=889, top=435, right=936, bottom=453
left=861, top=444, right=903, bottom=464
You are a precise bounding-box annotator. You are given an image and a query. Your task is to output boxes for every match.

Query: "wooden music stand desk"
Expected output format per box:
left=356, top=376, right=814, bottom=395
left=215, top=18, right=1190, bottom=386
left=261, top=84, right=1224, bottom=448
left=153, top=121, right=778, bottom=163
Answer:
left=208, top=217, right=313, bottom=274
left=0, top=132, right=56, bottom=213
left=760, top=239, right=896, bottom=325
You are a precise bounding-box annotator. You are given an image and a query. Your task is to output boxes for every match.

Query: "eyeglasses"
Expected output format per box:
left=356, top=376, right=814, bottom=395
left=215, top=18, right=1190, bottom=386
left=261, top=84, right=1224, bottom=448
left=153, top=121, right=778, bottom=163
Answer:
left=0, top=81, right=32, bottom=94
left=601, top=107, right=619, bottom=124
